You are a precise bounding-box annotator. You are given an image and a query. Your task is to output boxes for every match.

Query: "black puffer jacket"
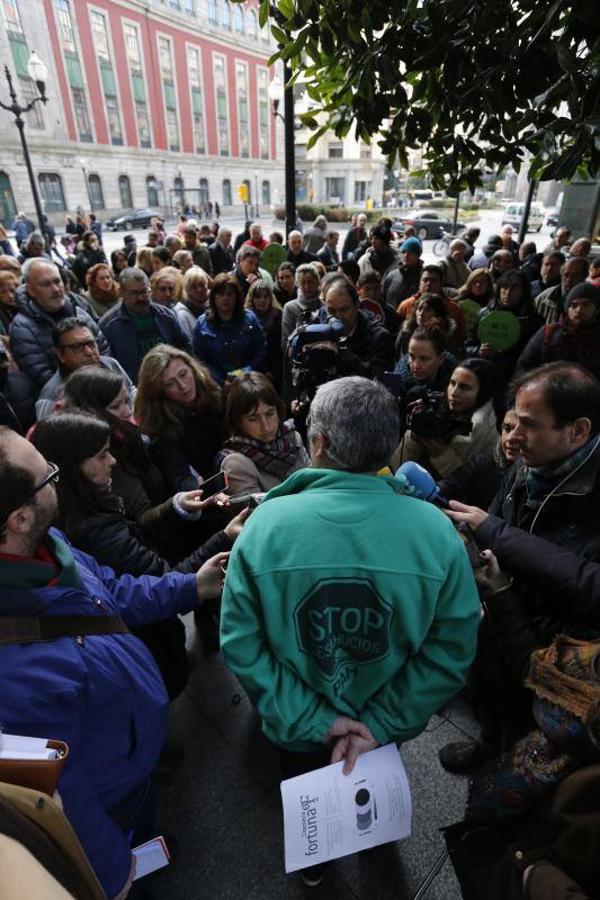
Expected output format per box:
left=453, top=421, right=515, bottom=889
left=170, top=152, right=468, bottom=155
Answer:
left=9, top=293, right=109, bottom=387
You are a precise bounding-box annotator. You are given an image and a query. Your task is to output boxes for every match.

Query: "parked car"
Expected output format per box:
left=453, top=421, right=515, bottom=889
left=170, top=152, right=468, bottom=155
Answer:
left=546, top=208, right=560, bottom=228
left=105, top=208, right=162, bottom=231
left=501, top=201, right=545, bottom=232
left=392, top=211, right=465, bottom=241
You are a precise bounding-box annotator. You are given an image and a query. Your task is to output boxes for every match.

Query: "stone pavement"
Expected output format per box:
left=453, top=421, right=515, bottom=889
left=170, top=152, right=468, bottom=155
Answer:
left=129, top=613, right=480, bottom=900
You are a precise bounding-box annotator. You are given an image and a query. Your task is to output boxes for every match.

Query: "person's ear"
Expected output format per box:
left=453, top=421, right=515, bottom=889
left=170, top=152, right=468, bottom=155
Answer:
left=5, top=504, right=34, bottom=538
left=570, top=417, right=591, bottom=446
left=309, top=432, right=328, bottom=462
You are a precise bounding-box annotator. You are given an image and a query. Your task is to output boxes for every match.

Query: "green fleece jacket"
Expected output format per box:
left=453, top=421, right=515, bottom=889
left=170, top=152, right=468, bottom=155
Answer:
left=220, top=467, right=480, bottom=751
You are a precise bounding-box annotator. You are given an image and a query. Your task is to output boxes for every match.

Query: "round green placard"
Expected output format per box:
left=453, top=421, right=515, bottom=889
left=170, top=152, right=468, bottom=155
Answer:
left=477, top=310, right=521, bottom=352
left=261, top=242, right=288, bottom=277
left=458, top=299, right=482, bottom=334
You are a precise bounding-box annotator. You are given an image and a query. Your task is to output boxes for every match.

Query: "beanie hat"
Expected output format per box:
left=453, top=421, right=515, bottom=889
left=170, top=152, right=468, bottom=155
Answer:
left=400, top=237, right=422, bottom=256
left=566, top=282, right=600, bottom=309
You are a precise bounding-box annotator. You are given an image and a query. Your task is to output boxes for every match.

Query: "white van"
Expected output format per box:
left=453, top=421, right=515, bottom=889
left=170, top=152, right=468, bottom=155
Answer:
left=502, top=201, right=545, bottom=232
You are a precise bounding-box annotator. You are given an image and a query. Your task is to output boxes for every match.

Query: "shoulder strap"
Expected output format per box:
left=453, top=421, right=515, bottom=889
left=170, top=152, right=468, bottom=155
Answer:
left=0, top=615, right=129, bottom=646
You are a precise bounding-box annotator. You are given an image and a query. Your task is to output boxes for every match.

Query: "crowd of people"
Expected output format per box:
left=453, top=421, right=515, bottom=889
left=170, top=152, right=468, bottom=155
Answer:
left=0, top=208, right=599, bottom=899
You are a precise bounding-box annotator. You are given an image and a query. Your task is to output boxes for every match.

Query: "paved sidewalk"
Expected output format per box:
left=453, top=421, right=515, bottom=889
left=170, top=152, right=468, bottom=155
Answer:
left=130, top=614, right=478, bottom=899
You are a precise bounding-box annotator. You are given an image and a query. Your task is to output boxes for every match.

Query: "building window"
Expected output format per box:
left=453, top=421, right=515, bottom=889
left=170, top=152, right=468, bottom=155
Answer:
left=124, top=23, right=142, bottom=71
left=213, top=55, right=229, bottom=157
left=359, top=142, right=372, bottom=160
left=222, top=178, right=232, bottom=206
left=158, top=37, right=173, bottom=79
left=72, top=87, right=92, bottom=141
left=38, top=173, right=66, bottom=212
left=0, top=171, right=16, bottom=224
left=199, top=178, right=209, bottom=207
left=54, top=0, right=75, bottom=51
left=0, top=0, right=24, bottom=34
left=325, top=177, right=345, bottom=204
left=354, top=181, right=371, bottom=203
left=90, top=10, right=110, bottom=60
left=243, top=179, right=251, bottom=203
left=135, top=101, right=152, bottom=148
left=221, top=0, right=231, bottom=29
left=247, top=9, right=257, bottom=37
left=159, top=37, right=179, bottom=151
left=20, top=77, right=44, bottom=129
left=262, top=180, right=270, bottom=206
left=119, top=174, right=133, bottom=208
left=184, top=0, right=196, bottom=13
left=105, top=96, right=123, bottom=145
left=233, top=4, right=243, bottom=33
left=328, top=142, right=343, bottom=159
left=257, top=68, right=269, bottom=160
left=187, top=46, right=205, bottom=154
left=235, top=61, right=250, bottom=159
left=146, top=175, right=159, bottom=206
left=174, top=176, right=185, bottom=207
left=207, top=0, right=217, bottom=25
left=88, top=173, right=105, bottom=210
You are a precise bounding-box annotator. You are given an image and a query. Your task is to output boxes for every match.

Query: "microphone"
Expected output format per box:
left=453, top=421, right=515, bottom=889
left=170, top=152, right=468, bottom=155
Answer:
left=395, top=461, right=484, bottom=568
left=395, top=462, right=449, bottom=508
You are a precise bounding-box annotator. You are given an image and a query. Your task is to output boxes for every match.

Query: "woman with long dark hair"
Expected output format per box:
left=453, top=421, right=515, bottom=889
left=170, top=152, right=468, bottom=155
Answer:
left=394, top=357, right=501, bottom=478
left=30, top=412, right=245, bottom=697
left=134, top=345, right=226, bottom=493
left=220, top=372, right=309, bottom=496
left=469, top=270, right=543, bottom=381
left=193, top=273, right=266, bottom=384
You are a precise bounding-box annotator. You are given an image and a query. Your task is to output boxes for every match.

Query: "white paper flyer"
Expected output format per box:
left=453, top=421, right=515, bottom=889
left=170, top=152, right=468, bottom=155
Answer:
left=280, top=743, right=411, bottom=873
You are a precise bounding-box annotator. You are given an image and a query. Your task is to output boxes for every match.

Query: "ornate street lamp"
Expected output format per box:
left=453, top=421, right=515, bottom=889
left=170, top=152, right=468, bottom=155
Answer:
left=0, top=52, right=48, bottom=231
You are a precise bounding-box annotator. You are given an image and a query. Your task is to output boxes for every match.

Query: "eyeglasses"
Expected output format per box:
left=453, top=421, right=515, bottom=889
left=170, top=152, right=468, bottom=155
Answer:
left=0, top=462, right=59, bottom=528
left=124, top=288, right=150, bottom=299
left=32, top=462, right=60, bottom=495
left=59, top=339, right=97, bottom=353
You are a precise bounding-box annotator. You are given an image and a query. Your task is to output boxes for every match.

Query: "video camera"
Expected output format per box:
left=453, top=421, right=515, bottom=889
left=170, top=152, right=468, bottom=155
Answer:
left=288, top=317, right=345, bottom=401
left=407, top=390, right=472, bottom=441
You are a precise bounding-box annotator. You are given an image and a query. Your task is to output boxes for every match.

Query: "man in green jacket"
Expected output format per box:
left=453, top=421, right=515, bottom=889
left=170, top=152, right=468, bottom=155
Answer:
left=221, top=376, right=479, bottom=803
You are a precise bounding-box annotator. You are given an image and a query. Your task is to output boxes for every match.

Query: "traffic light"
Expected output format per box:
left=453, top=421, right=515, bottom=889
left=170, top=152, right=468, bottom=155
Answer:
left=237, top=183, right=249, bottom=203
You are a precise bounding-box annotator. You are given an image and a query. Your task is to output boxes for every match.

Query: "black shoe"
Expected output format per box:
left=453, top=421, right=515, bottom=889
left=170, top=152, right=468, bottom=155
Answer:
left=438, top=741, right=496, bottom=774
left=299, top=863, right=327, bottom=888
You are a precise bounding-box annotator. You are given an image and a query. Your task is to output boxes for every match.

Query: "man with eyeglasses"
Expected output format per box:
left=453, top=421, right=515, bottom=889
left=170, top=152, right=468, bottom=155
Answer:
left=35, top=317, right=135, bottom=420
left=99, top=267, right=193, bottom=382
left=0, top=426, right=228, bottom=898
left=9, top=258, right=108, bottom=389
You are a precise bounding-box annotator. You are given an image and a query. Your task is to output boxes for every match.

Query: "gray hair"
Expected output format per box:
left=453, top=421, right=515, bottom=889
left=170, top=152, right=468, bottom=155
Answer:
left=238, top=244, right=260, bottom=261
left=307, top=377, right=399, bottom=473
left=217, top=227, right=232, bottom=240
left=118, top=266, right=150, bottom=289
left=22, top=257, right=58, bottom=283
left=26, top=231, right=45, bottom=248
left=449, top=239, right=467, bottom=252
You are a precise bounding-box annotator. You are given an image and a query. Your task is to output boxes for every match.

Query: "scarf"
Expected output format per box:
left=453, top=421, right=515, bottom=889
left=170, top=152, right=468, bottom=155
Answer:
left=221, top=421, right=302, bottom=480
left=526, top=434, right=600, bottom=502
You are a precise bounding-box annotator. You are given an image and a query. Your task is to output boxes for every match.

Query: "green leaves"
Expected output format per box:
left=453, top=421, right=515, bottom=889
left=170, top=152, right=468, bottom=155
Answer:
left=263, top=0, right=599, bottom=189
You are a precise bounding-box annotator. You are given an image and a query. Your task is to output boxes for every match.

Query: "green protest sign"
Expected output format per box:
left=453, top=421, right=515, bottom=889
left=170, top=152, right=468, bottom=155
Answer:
left=261, top=242, right=287, bottom=277
left=458, top=299, right=482, bottom=334
left=477, top=310, right=521, bottom=352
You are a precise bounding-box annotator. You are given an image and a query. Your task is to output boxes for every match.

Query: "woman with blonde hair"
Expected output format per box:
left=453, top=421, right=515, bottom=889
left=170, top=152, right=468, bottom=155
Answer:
left=85, top=262, right=120, bottom=317
left=149, top=265, right=183, bottom=308
left=135, top=344, right=226, bottom=491
left=174, top=266, right=211, bottom=340
left=245, top=279, right=283, bottom=390
left=135, top=245, right=153, bottom=276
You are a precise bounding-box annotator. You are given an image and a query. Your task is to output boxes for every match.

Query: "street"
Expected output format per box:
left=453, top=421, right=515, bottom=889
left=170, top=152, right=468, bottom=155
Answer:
left=98, top=206, right=555, bottom=265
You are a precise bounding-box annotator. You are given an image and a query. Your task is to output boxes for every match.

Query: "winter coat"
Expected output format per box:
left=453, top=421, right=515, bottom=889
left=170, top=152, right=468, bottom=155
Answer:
left=316, top=307, right=395, bottom=379
left=220, top=430, right=310, bottom=496
left=316, top=244, right=340, bottom=271
left=208, top=240, right=235, bottom=275
left=358, top=246, right=400, bottom=280
left=0, top=528, right=199, bottom=897
left=148, top=406, right=227, bottom=492
left=516, top=321, right=600, bottom=381
left=193, top=309, right=266, bottom=384
left=382, top=261, right=424, bottom=309
left=221, top=467, right=480, bottom=751
left=440, top=452, right=513, bottom=511
left=99, top=301, right=193, bottom=383
left=9, top=294, right=109, bottom=388
left=303, top=225, right=327, bottom=255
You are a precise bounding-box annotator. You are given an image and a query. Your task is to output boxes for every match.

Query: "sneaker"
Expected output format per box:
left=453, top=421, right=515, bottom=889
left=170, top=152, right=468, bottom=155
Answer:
left=438, top=740, right=497, bottom=774
left=299, top=863, right=326, bottom=888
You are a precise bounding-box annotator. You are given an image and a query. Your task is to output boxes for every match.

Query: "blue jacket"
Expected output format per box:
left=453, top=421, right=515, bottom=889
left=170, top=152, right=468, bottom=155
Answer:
left=99, top=301, right=193, bottom=382
left=193, top=309, right=267, bottom=384
left=0, top=529, right=198, bottom=896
